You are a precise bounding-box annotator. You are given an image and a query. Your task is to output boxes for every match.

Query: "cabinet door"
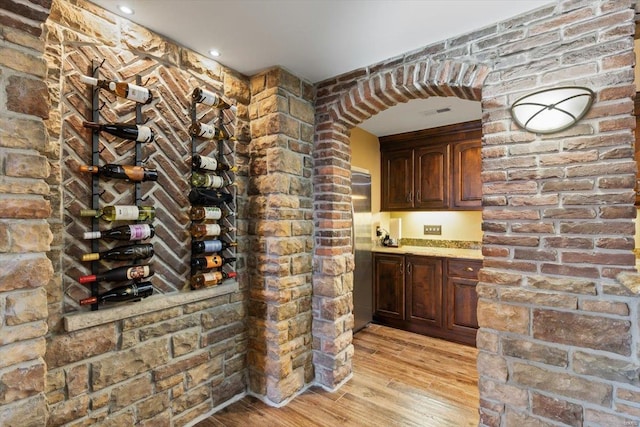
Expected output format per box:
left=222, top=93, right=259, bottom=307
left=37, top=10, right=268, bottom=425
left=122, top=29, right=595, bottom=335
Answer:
left=373, top=253, right=405, bottom=321
left=445, top=259, right=481, bottom=346
left=414, top=144, right=449, bottom=209
left=635, top=92, right=640, bottom=205
left=381, top=149, right=413, bottom=210
left=406, top=256, right=442, bottom=327
left=452, top=138, right=482, bottom=209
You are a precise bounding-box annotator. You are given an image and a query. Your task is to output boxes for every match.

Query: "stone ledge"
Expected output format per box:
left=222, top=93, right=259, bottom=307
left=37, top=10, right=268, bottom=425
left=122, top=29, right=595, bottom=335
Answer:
left=63, top=282, right=239, bottom=332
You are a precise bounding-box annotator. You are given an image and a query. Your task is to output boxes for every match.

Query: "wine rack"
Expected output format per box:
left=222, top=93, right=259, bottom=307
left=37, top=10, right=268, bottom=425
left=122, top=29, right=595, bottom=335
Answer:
left=82, top=60, right=155, bottom=310
left=189, top=88, right=237, bottom=289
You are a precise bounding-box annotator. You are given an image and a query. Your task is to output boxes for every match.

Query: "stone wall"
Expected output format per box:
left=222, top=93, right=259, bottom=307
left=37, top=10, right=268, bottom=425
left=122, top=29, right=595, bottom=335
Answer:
left=246, top=68, right=315, bottom=404
left=315, top=0, right=640, bottom=425
left=0, top=0, right=54, bottom=425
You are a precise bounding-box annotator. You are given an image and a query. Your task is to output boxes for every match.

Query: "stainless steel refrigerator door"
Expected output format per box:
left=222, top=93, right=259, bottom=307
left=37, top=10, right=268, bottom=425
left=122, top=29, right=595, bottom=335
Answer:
left=352, top=170, right=373, bottom=332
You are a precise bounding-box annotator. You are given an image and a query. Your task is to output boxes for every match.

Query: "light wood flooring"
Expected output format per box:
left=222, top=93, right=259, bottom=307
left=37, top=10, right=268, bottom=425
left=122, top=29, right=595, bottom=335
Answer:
left=197, top=324, right=479, bottom=427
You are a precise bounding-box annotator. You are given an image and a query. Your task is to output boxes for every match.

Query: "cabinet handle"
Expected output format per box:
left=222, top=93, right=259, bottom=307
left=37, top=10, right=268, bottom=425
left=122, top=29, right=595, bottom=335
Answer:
left=416, top=191, right=421, bottom=203
left=400, top=262, right=404, bottom=276
left=465, top=267, right=474, bottom=272
left=407, top=262, right=412, bottom=275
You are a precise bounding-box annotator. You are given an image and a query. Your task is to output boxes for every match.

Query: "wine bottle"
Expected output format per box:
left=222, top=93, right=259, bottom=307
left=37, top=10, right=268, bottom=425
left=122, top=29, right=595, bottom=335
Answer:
left=191, top=88, right=234, bottom=110
left=192, top=154, right=237, bottom=173
left=189, top=122, right=230, bottom=140
left=78, top=264, right=154, bottom=284
left=83, top=121, right=155, bottom=143
left=190, top=224, right=235, bottom=238
left=80, top=206, right=155, bottom=222
left=189, top=189, right=233, bottom=206
left=80, top=75, right=153, bottom=104
left=79, top=164, right=158, bottom=182
left=191, top=255, right=236, bottom=271
left=81, top=243, right=154, bottom=262
left=191, top=172, right=232, bottom=189
left=190, top=206, right=222, bottom=221
left=83, top=224, right=155, bottom=241
left=190, top=271, right=237, bottom=290
left=192, top=239, right=238, bottom=254
left=79, top=281, right=153, bottom=305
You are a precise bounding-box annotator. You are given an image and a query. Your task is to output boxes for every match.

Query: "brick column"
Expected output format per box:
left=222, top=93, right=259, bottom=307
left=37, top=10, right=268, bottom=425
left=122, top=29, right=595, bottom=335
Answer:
left=247, top=68, right=315, bottom=404
left=0, top=1, right=54, bottom=425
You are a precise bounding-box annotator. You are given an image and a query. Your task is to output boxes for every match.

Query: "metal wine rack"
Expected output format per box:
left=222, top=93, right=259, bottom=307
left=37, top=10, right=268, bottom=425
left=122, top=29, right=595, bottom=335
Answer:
left=189, top=90, right=237, bottom=288
left=86, top=60, right=151, bottom=310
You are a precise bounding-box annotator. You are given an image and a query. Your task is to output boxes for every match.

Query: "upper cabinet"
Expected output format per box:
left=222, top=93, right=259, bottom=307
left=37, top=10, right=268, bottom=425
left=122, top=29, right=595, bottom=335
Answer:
left=380, top=121, right=482, bottom=211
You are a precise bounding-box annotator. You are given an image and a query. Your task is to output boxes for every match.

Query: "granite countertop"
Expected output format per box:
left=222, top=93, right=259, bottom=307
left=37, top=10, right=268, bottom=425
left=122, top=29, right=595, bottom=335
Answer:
left=372, top=245, right=482, bottom=260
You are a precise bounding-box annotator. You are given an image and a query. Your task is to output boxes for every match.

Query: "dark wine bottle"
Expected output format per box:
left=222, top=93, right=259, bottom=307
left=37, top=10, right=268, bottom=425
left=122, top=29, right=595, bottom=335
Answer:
left=83, top=224, right=155, bottom=241
left=188, top=189, right=234, bottom=206
left=190, top=271, right=237, bottom=290
left=192, top=154, right=237, bottom=173
left=191, top=239, right=238, bottom=254
left=83, top=121, right=155, bottom=143
left=78, top=264, right=154, bottom=284
left=80, top=75, right=153, bottom=104
left=191, top=255, right=236, bottom=271
left=79, top=164, right=158, bottom=182
left=81, top=243, right=154, bottom=262
left=79, top=281, right=154, bottom=305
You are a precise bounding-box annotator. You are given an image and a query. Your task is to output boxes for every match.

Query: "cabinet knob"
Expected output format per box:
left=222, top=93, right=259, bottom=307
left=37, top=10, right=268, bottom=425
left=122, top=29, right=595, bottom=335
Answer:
left=465, top=267, right=474, bottom=272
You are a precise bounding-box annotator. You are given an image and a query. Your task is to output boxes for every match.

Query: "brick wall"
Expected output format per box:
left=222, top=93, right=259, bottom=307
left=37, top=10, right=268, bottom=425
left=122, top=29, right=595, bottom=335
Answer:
left=315, top=0, right=640, bottom=425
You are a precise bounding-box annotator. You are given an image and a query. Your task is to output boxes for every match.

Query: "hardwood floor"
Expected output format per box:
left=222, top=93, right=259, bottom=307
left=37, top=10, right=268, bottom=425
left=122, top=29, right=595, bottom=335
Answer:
left=197, top=324, right=479, bottom=427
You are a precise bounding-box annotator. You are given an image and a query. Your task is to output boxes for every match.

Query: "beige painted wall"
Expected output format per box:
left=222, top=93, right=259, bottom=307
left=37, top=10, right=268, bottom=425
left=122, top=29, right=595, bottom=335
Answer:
left=350, top=126, right=483, bottom=242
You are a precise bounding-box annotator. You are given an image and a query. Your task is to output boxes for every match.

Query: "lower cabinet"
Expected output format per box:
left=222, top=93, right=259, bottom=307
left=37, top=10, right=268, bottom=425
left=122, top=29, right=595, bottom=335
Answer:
left=373, top=252, right=480, bottom=346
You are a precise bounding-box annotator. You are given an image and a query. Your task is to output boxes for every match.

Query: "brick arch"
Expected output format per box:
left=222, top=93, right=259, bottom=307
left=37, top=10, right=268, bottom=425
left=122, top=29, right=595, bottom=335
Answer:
left=312, top=59, right=491, bottom=390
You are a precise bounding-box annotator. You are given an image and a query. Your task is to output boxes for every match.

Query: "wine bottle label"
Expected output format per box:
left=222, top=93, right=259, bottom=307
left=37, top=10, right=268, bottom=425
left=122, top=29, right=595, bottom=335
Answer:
left=197, top=123, right=216, bottom=139
left=129, top=224, right=152, bottom=240
left=135, top=125, right=153, bottom=142
left=203, top=224, right=221, bottom=236
left=197, top=89, right=218, bottom=106
left=122, top=165, right=145, bottom=181
left=203, top=207, right=222, bottom=220
left=206, top=255, right=223, bottom=268
left=113, top=206, right=139, bottom=220
left=204, top=175, right=224, bottom=188
left=202, top=240, right=223, bottom=252
left=198, top=156, right=218, bottom=171
left=202, top=271, right=223, bottom=282
left=125, top=83, right=150, bottom=103
left=84, top=231, right=101, bottom=239
left=126, top=265, right=150, bottom=280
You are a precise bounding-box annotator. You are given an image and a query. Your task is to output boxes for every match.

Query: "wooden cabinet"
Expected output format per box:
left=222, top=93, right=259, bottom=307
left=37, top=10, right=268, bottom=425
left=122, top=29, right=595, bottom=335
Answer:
left=445, top=259, right=481, bottom=344
left=406, top=255, right=443, bottom=327
left=380, top=121, right=481, bottom=211
left=373, top=252, right=480, bottom=346
left=373, top=253, right=405, bottom=322
left=634, top=92, right=640, bottom=205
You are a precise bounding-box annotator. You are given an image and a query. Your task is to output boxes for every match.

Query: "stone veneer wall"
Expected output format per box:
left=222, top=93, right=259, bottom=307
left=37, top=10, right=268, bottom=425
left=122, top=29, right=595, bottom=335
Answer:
left=315, top=0, right=640, bottom=425
left=2, top=0, right=257, bottom=425
left=246, top=69, right=315, bottom=404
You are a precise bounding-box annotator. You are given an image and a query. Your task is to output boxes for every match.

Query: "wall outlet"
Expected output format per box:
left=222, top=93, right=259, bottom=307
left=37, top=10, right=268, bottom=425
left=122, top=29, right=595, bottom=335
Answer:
left=423, top=225, right=442, bottom=235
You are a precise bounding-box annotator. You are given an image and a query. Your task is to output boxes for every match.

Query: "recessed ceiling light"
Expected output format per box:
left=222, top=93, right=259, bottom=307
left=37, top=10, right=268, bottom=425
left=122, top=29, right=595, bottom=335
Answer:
left=118, top=5, right=134, bottom=15
left=209, top=49, right=221, bottom=58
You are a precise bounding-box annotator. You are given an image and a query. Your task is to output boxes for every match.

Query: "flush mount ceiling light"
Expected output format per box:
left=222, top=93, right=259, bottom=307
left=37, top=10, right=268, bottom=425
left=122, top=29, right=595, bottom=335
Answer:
left=510, top=86, right=594, bottom=134
left=209, top=49, right=221, bottom=58
left=118, top=5, right=134, bottom=15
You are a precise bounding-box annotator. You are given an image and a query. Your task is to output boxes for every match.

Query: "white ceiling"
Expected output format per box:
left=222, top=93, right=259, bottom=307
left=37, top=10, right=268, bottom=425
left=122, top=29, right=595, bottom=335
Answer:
left=89, top=0, right=551, bottom=136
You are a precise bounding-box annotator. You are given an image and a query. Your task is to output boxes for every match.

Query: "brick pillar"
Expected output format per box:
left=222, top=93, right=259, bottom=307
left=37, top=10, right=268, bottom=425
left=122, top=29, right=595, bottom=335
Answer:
left=0, top=1, right=54, bottom=425
left=247, top=67, right=315, bottom=405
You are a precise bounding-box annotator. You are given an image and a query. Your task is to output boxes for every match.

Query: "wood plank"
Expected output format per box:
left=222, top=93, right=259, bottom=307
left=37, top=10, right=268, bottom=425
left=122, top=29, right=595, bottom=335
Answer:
left=199, top=325, right=479, bottom=427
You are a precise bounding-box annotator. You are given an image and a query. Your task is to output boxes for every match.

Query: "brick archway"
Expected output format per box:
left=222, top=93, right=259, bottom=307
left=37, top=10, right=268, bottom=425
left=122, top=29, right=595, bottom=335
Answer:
left=312, top=59, right=491, bottom=389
